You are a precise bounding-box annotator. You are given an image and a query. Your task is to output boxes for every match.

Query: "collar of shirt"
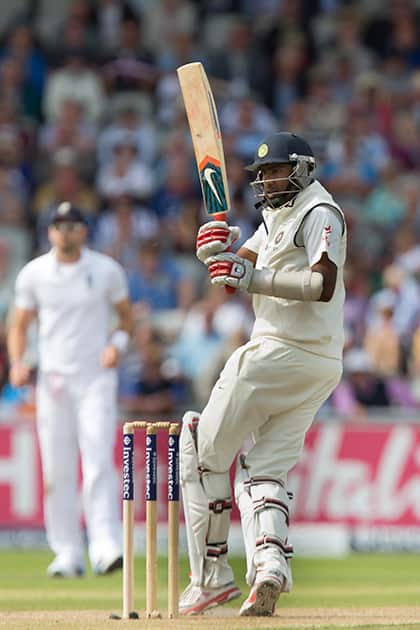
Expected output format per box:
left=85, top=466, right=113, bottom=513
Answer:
left=47, top=246, right=92, bottom=282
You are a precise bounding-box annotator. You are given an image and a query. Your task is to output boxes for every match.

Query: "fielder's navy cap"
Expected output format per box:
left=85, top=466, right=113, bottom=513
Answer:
left=49, top=202, right=87, bottom=225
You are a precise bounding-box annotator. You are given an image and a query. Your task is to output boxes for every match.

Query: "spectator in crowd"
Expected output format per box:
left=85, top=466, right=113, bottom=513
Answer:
left=0, top=129, right=28, bottom=228
left=96, top=135, right=155, bottom=202
left=304, top=65, right=346, bottom=160
left=0, top=57, right=28, bottom=120
left=221, top=94, right=277, bottom=162
left=120, top=334, right=184, bottom=416
left=0, top=21, right=46, bottom=121
left=0, top=239, right=15, bottom=322
left=381, top=263, right=420, bottom=350
left=332, top=348, right=391, bottom=421
left=324, top=6, right=374, bottom=74
left=364, top=288, right=401, bottom=377
left=94, top=194, right=159, bottom=269
left=93, top=0, right=139, bottom=56
left=207, top=18, right=270, bottom=103
left=386, top=0, right=420, bottom=69
left=409, top=321, right=420, bottom=401
left=343, top=260, right=371, bottom=349
left=166, top=200, right=209, bottom=297
left=0, top=323, right=9, bottom=394
left=333, top=346, right=418, bottom=421
left=362, top=163, right=407, bottom=233
left=170, top=288, right=226, bottom=407
left=127, top=238, right=195, bottom=317
left=170, top=285, right=253, bottom=406
left=152, top=152, right=198, bottom=220
left=142, top=0, right=197, bottom=58
left=319, top=128, right=378, bottom=212
left=349, top=70, right=394, bottom=138
left=51, top=13, right=93, bottom=63
left=43, top=48, right=105, bottom=123
left=324, top=52, right=356, bottom=107
left=38, top=99, right=97, bottom=176
left=33, top=148, right=98, bottom=251
left=157, top=28, right=201, bottom=74
left=394, top=222, right=420, bottom=272
left=389, top=109, right=420, bottom=170
left=269, top=37, right=307, bottom=119
left=97, top=98, right=157, bottom=167
left=101, top=14, right=157, bottom=94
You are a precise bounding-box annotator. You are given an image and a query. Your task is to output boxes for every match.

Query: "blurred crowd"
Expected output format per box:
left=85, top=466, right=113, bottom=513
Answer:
left=2, top=0, right=420, bottom=422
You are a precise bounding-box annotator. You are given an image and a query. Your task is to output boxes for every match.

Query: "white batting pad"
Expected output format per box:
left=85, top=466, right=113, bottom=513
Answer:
left=235, top=461, right=293, bottom=589
left=180, top=411, right=235, bottom=588
left=180, top=413, right=207, bottom=586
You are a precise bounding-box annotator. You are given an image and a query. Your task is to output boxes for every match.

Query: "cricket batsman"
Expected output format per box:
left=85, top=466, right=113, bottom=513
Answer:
left=179, top=132, right=346, bottom=616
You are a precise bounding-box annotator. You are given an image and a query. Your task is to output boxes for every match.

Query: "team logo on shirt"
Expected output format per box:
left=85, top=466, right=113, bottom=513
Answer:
left=274, top=231, right=284, bottom=245
left=322, top=225, right=332, bottom=247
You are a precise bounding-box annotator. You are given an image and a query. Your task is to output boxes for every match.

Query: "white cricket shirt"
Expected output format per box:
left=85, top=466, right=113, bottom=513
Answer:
left=243, top=180, right=347, bottom=359
left=14, top=247, right=128, bottom=374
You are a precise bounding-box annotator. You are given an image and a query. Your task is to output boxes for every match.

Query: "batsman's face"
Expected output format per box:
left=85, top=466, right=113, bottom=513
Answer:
left=260, top=164, right=293, bottom=197
left=48, top=222, right=87, bottom=254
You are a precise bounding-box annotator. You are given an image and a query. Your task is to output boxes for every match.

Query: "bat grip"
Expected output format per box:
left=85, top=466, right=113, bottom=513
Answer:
left=213, top=212, right=235, bottom=294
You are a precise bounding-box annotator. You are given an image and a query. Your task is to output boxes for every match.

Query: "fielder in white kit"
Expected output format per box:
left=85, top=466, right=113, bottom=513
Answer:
left=179, top=132, right=346, bottom=616
left=8, top=203, right=133, bottom=577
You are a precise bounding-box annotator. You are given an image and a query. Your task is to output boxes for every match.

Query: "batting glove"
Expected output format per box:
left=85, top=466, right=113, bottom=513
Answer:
left=207, top=252, right=254, bottom=291
left=196, top=221, right=241, bottom=264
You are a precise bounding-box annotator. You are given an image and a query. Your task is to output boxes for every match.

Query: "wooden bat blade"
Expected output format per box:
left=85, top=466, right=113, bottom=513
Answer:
left=178, top=62, right=235, bottom=294
left=177, top=62, right=231, bottom=220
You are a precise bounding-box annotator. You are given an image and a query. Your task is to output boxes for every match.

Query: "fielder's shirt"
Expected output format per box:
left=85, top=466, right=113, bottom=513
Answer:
left=14, top=247, right=128, bottom=374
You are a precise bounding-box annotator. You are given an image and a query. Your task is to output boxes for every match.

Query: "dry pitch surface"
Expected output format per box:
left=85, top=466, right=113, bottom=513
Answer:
left=2, top=608, right=420, bottom=629
left=1, top=551, right=420, bottom=629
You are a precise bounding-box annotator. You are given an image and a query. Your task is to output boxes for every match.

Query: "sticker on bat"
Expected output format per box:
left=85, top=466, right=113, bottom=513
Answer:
left=199, top=158, right=228, bottom=215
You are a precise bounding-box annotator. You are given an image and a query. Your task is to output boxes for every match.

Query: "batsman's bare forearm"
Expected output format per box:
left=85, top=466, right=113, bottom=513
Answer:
left=7, top=307, right=36, bottom=364
left=237, top=247, right=258, bottom=266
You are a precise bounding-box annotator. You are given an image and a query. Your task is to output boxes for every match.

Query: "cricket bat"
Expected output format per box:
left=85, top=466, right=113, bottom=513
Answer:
left=177, top=61, right=234, bottom=291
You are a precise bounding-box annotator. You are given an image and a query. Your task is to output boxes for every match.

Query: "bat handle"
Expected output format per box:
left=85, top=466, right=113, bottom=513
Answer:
left=213, top=212, right=236, bottom=294
left=225, top=278, right=236, bottom=295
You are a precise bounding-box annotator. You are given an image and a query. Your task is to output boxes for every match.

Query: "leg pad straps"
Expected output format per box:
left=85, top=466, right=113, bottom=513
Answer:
left=206, top=542, right=228, bottom=558
left=256, top=534, right=294, bottom=558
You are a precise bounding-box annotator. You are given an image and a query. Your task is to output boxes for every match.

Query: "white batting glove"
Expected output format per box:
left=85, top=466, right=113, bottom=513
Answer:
left=196, top=221, right=241, bottom=264
left=207, top=252, right=254, bottom=291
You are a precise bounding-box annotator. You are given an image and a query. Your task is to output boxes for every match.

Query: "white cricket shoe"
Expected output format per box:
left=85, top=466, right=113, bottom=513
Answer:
left=47, top=555, right=84, bottom=578
left=239, top=570, right=284, bottom=616
left=179, top=581, right=241, bottom=616
left=92, top=552, right=123, bottom=576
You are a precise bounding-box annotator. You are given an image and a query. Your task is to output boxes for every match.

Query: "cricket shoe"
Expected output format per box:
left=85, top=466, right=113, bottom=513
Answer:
left=92, top=552, right=123, bottom=576
left=239, top=569, right=284, bottom=616
left=47, top=555, right=85, bottom=578
left=179, top=581, right=242, bottom=616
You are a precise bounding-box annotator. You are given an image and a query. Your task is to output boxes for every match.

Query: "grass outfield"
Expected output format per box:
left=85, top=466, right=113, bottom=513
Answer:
left=1, top=551, right=420, bottom=629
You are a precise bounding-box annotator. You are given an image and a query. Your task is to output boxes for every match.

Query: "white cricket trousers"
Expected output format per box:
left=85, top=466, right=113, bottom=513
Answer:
left=198, top=336, right=342, bottom=480
left=36, top=369, right=121, bottom=567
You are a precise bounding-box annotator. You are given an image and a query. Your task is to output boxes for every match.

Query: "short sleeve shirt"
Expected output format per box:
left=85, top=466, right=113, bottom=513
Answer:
left=14, top=248, right=128, bottom=374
